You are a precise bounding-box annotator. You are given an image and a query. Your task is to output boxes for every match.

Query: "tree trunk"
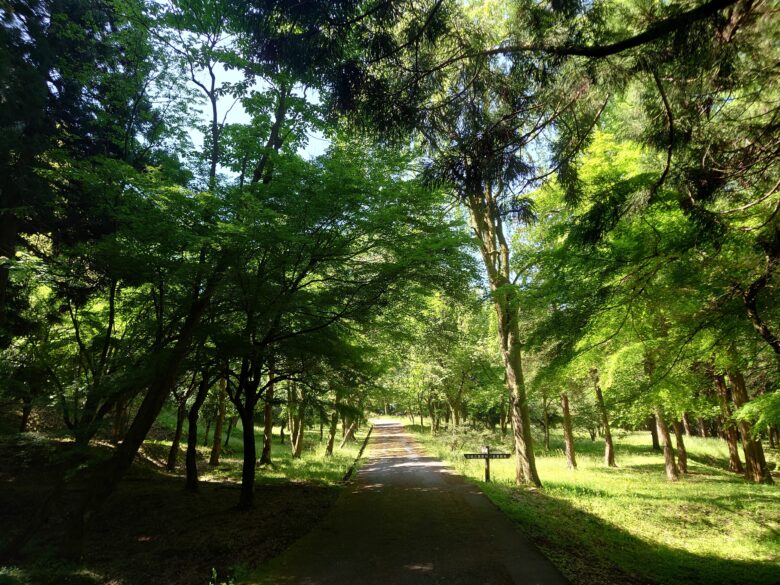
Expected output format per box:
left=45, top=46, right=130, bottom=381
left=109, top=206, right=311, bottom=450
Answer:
left=224, top=416, right=237, bottom=447
left=697, top=417, right=708, bottom=437
left=20, top=398, right=32, bottom=433
left=543, top=402, right=550, bottom=450
left=259, top=376, right=274, bottom=465
left=714, top=374, right=744, bottom=473
left=209, top=379, right=226, bottom=466
left=292, top=397, right=305, bottom=459
left=110, top=398, right=127, bottom=445
left=728, top=369, right=773, bottom=484
left=185, top=371, right=210, bottom=491
left=591, top=369, right=616, bottom=467
left=451, top=404, right=460, bottom=427
left=499, top=400, right=507, bottom=437
left=166, top=402, right=187, bottom=471
left=560, top=392, right=577, bottom=470
left=279, top=419, right=286, bottom=444
left=682, top=412, right=694, bottom=437
left=238, top=406, right=257, bottom=509
left=672, top=421, right=688, bottom=473
left=339, top=421, right=357, bottom=449
left=655, top=407, right=679, bottom=481
left=465, top=186, right=540, bottom=487
left=325, top=410, right=339, bottom=456
left=203, top=419, right=211, bottom=447
left=649, top=415, right=661, bottom=451
left=61, top=275, right=219, bottom=556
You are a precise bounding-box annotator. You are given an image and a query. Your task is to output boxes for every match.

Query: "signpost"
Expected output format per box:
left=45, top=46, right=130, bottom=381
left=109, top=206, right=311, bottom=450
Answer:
left=464, top=446, right=511, bottom=482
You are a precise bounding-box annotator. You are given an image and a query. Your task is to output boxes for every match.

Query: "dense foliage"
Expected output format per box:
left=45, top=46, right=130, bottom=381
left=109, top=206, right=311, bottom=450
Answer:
left=0, top=0, right=777, bottom=578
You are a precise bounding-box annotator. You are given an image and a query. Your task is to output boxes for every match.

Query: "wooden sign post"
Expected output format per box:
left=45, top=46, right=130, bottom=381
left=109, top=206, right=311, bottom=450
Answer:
left=463, top=446, right=510, bottom=482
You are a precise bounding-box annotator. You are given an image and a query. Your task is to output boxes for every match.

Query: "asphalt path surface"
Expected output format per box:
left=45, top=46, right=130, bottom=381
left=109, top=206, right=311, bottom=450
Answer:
left=249, top=420, right=569, bottom=584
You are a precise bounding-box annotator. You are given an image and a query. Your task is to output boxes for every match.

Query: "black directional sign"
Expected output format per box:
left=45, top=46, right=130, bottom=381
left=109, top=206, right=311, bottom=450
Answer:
left=463, top=446, right=510, bottom=482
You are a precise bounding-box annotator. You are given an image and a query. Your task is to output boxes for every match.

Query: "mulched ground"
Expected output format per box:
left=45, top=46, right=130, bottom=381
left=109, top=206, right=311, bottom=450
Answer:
left=0, top=435, right=341, bottom=585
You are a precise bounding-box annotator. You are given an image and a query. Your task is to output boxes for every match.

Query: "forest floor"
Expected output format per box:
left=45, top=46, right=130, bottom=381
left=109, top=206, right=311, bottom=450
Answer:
left=409, top=421, right=780, bottom=585
left=0, top=416, right=368, bottom=585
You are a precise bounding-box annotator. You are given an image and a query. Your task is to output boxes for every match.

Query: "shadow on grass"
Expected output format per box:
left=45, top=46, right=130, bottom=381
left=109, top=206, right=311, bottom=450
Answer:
left=482, top=481, right=779, bottom=585
left=0, top=428, right=361, bottom=585
left=0, top=471, right=342, bottom=585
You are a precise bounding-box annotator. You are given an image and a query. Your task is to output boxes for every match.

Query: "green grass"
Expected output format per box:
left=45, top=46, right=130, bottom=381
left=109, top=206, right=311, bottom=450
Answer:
left=407, top=421, right=780, bottom=585
left=148, top=409, right=368, bottom=486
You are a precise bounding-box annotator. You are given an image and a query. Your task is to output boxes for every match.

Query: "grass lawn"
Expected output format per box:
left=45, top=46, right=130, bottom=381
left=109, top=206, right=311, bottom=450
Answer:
left=0, top=411, right=370, bottom=585
left=407, top=421, right=780, bottom=585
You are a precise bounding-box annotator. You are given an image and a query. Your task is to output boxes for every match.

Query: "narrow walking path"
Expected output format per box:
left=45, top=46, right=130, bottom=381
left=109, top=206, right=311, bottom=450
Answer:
left=249, top=420, right=569, bottom=584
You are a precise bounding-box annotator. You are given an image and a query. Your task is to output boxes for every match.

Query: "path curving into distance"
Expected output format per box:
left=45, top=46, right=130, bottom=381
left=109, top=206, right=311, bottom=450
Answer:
left=248, top=420, right=569, bottom=585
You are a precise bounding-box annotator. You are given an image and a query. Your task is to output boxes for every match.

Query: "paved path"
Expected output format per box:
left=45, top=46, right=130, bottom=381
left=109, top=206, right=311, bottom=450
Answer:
left=249, top=420, right=569, bottom=584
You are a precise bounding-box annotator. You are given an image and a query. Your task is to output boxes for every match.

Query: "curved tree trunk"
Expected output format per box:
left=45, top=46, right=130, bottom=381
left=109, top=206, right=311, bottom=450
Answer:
left=166, top=402, right=187, bottom=471
left=714, top=374, right=744, bottom=473
left=340, top=421, right=357, bottom=449
left=655, top=407, right=679, bottom=481
left=560, top=392, right=577, bottom=470
left=185, top=371, right=210, bottom=491
left=224, top=416, right=237, bottom=447
left=591, top=369, right=616, bottom=467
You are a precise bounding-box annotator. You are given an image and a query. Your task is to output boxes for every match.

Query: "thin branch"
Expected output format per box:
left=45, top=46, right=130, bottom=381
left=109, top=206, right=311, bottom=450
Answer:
left=650, top=69, right=674, bottom=200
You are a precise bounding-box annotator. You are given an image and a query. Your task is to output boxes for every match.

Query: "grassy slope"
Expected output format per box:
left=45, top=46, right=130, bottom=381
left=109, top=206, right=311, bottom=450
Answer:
left=408, top=422, right=780, bottom=585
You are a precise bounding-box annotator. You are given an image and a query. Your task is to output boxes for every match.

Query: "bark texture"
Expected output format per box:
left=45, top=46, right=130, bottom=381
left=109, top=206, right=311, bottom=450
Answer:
left=655, top=407, right=679, bottom=481
left=560, top=392, right=577, bottom=470
left=259, top=375, right=274, bottom=465
left=325, top=410, right=339, bottom=457
left=728, top=369, right=773, bottom=484
left=672, top=421, right=688, bottom=474
left=185, top=371, right=211, bottom=491
left=714, top=374, right=745, bottom=473
left=591, top=369, right=616, bottom=467
left=465, top=185, right=540, bottom=487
